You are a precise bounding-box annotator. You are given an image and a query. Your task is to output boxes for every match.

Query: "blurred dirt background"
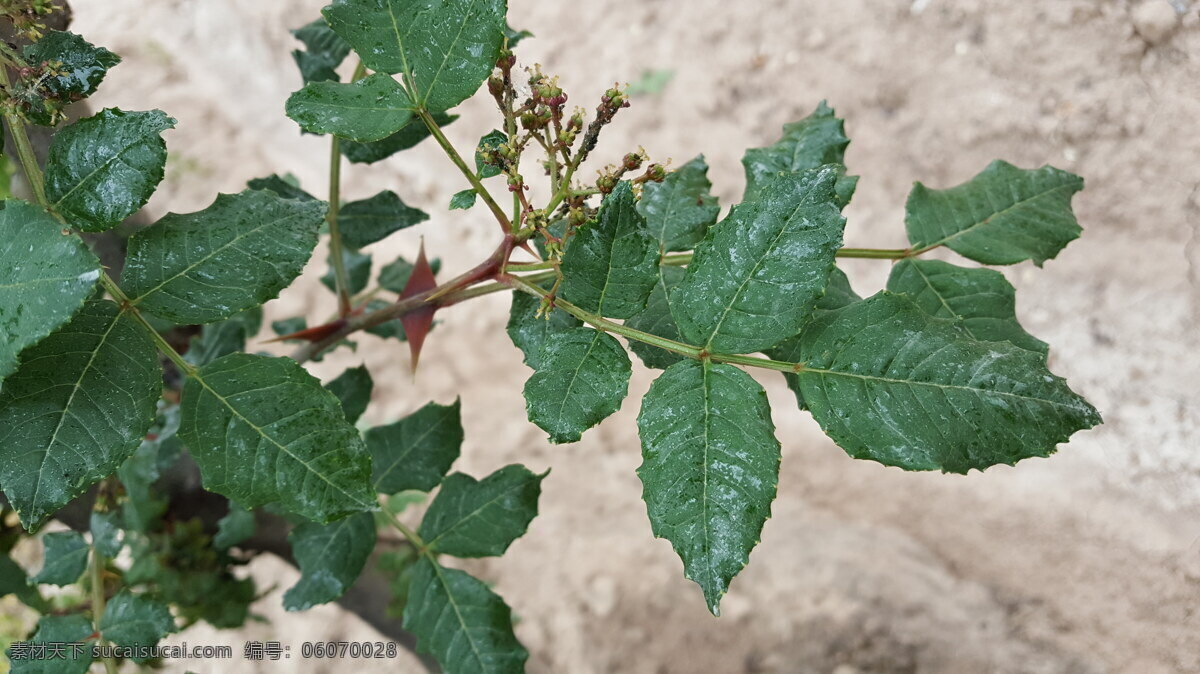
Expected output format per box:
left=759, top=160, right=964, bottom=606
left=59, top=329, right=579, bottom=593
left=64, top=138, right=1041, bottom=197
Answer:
left=17, top=0, right=1200, bottom=672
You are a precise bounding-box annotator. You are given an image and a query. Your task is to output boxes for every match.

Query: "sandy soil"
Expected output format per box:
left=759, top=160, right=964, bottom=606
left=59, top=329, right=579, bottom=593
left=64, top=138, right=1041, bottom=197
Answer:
left=52, top=0, right=1200, bottom=672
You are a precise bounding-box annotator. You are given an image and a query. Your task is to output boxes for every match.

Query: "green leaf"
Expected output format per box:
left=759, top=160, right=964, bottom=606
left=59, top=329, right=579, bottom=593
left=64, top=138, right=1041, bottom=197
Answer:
left=403, top=558, right=528, bottom=674
left=378, top=255, right=442, bottom=293
left=560, top=181, right=659, bottom=319
left=367, top=399, right=462, bottom=494
left=767, top=265, right=861, bottom=410
left=637, top=359, right=779, bottom=615
left=341, top=113, right=458, bottom=164
left=89, top=511, right=122, bottom=558
left=100, top=591, right=175, bottom=656
left=31, top=531, right=88, bottom=586
left=0, top=199, right=100, bottom=385
left=326, top=365, right=374, bottom=424
left=419, top=465, right=544, bottom=557
left=286, top=73, right=416, bottom=141
left=7, top=614, right=94, bottom=674
left=905, top=160, right=1085, bottom=266
left=184, top=308, right=263, bottom=367
left=246, top=174, right=317, bottom=201
left=321, top=247, right=372, bottom=295
left=324, top=0, right=507, bottom=112
left=523, top=326, right=631, bottom=444
left=272, top=316, right=308, bottom=337
left=0, top=300, right=161, bottom=530
left=213, top=502, right=255, bottom=551
left=292, top=18, right=351, bottom=84
left=887, top=259, right=1047, bottom=354
left=45, top=108, right=174, bottom=232
left=742, top=101, right=857, bottom=206
left=339, top=190, right=429, bottom=249
left=625, top=265, right=686, bottom=370
left=117, top=402, right=180, bottom=532
left=636, top=155, right=719, bottom=252
left=284, top=512, right=376, bottom=610
left=506, top=290, right=581, bottom=370
left=475, top=129, right=507, bottom=179
left=671, top=166, right=845, bottom=354
left=449, top=189, right=477, bottom=210
left=122, top=190, right=326, bottom=324
left=0, top=554, right=44, bottom=609
left=180, top=353, right=375, bottom=523
left=20, top=31, right=120, bottom=124
left=793, top=292, right=1101, bottom=473
left=503, top=21, right=532, bottom=46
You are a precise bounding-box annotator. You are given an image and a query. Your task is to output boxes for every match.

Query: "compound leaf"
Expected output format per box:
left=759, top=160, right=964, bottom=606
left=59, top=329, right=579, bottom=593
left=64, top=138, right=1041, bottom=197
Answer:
left=99, top=591, right=175, bottom=655
left=742, top=101, right=857, bottom=206
left=341, top=112, right=457, bottom=164
left=419, top=465, right=544, bottom=557
left=0, top=300, right=161, bottom=530
left=636, top=155, right=719, bottom=252
left=404, top=557, right=528, bottom=674
left=671, top=166, right=845, bottom=354
left=284, top=512, right=376, bottom=611
left=637, top=360, right=779, bottom=616
left=45, top=108, right=174, bottom=231
left=122, top=190, right=326, bottom=324
left=904, top=160, right=1084, bottom=266
left=626, top=264, right=686, bottom=370
left=339, top=190, right=429, bottom=249
left=7, top=614, right=94, bottom=674
left=0, top=199, right=100, bottom=385
left=324, top=0, right=507, bottom=112
left=180, top=353, right=375, bottom=523
left=286, top=72, right=415, bottom=141
left=887, top=259, right=1047, bottom=354
left=326, top=365, right=374, bottom=424
left=794, top=292, right=1100, bottom=473
left=523, top=327, right=631, bottom=444
left=367, top=399, right=463, bottom=494
left=506, top=290, right=581, bottom=370
left=560, top=182, right=659, bottom=319
left=31, top=531, right=88, bottom=586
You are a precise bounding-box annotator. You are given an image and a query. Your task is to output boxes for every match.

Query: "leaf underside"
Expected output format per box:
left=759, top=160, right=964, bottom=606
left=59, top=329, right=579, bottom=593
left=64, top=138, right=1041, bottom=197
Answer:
left=284, top=512, right=376, bottom=610
left=505, top=286, right=581, bottom=370
left=418, top=465, right=544, bottom=557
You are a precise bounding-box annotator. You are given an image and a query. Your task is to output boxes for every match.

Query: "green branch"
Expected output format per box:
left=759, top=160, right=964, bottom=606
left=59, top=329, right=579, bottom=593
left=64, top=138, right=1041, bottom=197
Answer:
left=416, top=107, right=512, bottom=232
left=326, top=135, right=353, bottom=317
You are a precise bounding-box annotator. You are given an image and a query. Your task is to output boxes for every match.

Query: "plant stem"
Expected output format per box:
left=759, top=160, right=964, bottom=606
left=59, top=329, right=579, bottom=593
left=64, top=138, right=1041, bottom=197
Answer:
left=507, top=276, right=802, bottom=373
left=90, top=547, right=118, bottom=674
left=0, top=65, right=48, bottom=204
left=416, top=107, right=512, bottom=232
left=379, top=497, right=427, bottom=553
left=835, top=247, right=914, bottom=259
left=326, top=135, right=353, bottom=317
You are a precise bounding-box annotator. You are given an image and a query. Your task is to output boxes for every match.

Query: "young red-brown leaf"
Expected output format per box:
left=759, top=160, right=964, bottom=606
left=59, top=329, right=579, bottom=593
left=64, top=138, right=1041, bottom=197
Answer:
left=400, top=241, right=438, bottom=373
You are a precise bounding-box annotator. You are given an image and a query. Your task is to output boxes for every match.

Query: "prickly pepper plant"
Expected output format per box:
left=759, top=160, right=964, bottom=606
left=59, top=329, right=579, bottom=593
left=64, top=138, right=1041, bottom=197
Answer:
left=0, top=1, right=1101, bottom=672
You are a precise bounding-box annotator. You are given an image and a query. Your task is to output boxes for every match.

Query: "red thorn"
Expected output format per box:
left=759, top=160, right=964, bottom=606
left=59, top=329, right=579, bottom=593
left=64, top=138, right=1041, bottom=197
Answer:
left=264, top=319, right=347, bottom=344
left=400, top=240, right=438, bottom=374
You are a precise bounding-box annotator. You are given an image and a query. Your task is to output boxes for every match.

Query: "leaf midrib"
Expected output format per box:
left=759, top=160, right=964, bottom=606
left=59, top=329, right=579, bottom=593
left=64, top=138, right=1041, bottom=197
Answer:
left=51, top=122, right=164, bottom=211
